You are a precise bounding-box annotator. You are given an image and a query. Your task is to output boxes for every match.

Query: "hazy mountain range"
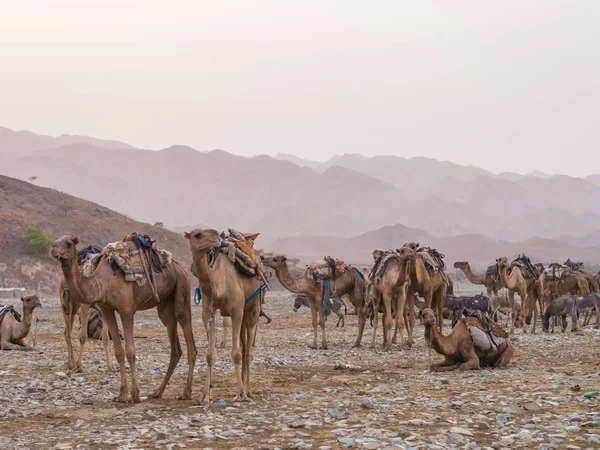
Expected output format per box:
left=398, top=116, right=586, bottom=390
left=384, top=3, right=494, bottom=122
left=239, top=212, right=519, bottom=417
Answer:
left=2, top=126, right=600, bottom=268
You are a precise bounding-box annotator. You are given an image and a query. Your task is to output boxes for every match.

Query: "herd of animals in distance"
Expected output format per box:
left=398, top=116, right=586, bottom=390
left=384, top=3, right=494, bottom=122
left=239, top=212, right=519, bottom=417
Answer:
left=1, top=228, right=598, bottom=404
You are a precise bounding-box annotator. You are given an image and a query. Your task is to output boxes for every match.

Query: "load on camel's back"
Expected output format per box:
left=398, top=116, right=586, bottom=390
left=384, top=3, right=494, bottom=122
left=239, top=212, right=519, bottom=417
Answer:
left=422, top=308, right=514, bottom=371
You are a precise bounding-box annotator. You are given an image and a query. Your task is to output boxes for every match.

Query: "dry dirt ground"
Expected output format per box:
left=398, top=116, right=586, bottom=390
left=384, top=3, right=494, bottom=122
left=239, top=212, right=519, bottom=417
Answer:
left=1, top=291, right=599, bottom=450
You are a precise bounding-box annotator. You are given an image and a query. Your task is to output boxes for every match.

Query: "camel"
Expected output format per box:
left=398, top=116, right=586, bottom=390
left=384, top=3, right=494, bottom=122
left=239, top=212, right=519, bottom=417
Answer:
left=186, top=228, right=263, bottom=403
left=453, top=261, right=502, bottom=297
left=401, top=243, right=449, bottom=347
left=539, top=264, right=590, bottom=318
left=262, top=255, right=367, bottom=349
left=564, top=259, right=599, bottom=293
left=497, top=256, right=533, bottom=335
left=369, top=247, right=412, bottom=349
left=59, top=273, right=114, bottom=372
left=51, top=235, right=196, bottom=403
left=421, top=308, right=514, bottom=371
left=0, top=296, right=41, bottom=350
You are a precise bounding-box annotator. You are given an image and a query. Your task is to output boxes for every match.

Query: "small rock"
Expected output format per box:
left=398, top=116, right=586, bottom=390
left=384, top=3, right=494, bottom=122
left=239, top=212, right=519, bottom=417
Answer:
left=496, top=414, right=507, bottom=425
left=473, top=422, right=490, bottom=431
left=450, top=427, right=473, bottom=436
left=290, top=421, right=306, bottom=429
left=156, top=432, right=174, bottom=442
left=99, top=379, right=109, bottom=386
left=338, top=437, right=356, bottom=448
left=522, top=402, right=541, bottom=411
left=361, top=397, right=379, bottom=410
left=55, top=372, right=67, bottom=379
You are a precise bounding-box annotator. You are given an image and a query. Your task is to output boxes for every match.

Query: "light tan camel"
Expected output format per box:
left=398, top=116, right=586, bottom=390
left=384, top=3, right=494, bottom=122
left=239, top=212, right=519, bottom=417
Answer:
left=263, top=255, right=367, bottom=349
left=453, top=261, right=502, bottom=297
left=51, top=236, right=197, bottom=403
left=401, top=242, right=449, bottom=347
left=497, top=256, right=531, bottom=335
left=369, top=248, right=412, bottom=350
left=185, top=228, right=262, bottom=403
left=539, top=264, right=590, bottom=311
left=58, top=273, right=113, bottom=372
left=421, top=308, right=514, bottom=371
left=0, top=296, right=41, bottom=350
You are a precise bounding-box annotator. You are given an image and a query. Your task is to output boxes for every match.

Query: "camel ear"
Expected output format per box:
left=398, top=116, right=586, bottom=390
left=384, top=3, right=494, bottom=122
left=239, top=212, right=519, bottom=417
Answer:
left=20, top=297, right=24, bottom=302
left=184, top=231, right=191, bottom=239
left=282, top=255, right=287, bottom=262
left=73, top=236, right=80, bottom=245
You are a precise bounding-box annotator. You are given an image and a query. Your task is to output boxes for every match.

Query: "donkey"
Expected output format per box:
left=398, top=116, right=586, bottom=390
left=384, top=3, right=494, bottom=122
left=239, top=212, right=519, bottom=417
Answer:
left=293, top=294, right=347, bottom=327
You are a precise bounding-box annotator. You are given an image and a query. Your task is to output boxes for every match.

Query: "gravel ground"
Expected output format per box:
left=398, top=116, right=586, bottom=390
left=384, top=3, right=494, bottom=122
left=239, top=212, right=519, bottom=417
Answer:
left=1, top=291, right=599, bottom=450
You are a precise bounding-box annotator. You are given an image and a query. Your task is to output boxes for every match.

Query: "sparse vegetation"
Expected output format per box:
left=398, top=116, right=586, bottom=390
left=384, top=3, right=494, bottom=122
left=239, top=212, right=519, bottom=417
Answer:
left=59, top=203, right=75, bottom=216
left=154, top=221, right=164, bottom=228
left=28, top=176, right=37, bottom=183
left=25, top=227, right=51, bottom=256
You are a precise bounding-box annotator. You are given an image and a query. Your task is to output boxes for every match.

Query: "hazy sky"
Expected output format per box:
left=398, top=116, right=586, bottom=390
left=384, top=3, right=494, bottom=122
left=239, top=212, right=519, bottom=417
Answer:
left=1, top=1, right=599, bottom=176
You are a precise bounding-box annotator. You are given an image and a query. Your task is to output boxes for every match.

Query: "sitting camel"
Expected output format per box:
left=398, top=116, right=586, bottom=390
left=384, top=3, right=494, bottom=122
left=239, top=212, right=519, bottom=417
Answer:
left=51, top=236, right=197, bottom=403
left=421, top=308, right=514, bottom=371
left=186, top=228, right=263, bottom=403
left=0, top=296, right=41, bottom=350
left=263, top=255, right=367, bottom=349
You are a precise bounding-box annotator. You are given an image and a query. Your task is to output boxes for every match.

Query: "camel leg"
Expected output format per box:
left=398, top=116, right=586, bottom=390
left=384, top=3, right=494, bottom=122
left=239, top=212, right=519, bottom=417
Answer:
left=496, top=341, right=514, bottom=368
left=371, top=292, right=381, bottom=348
left=176, top=284, right=197, bottom=401
left=353, top=305, right=367, bottom=348
left=62, top=300, right=78, bottom=369
left=393, top=288, right=407, bottom=349
left=317, top=298, right=328, bottom=349
left=1, top=340, right=25, bottom=350
left=119, top=312, right=140, bottom=403
left=406, top=290, right=416, bottom=348
left=508, top=290, right=516, bottom=335
left=242, top=305, right=259, bottom=400
left=520, top=292, right=529, bottom=334
left=149, top=303, right=182, bottom=400
left=431, top=357, right=460, bottom=372
left=230, top=308, right=245, bottom=401
left=75, top=303, right=91, bottom=371
left=458, top=354, right=480, bottom=371
left=308, top=298, right=319, bottom=349
left=382, top=293, right=394, bottom=351
left=199, top=307, right=216, bottom=404
left=220, top=316, right=230, bottom=349
left=530, top=296, right=538, bottom=335
left=101, top=316, right=114, bottom=372
left=102, top=308, right=129, bottom=403
left=434, top=288, right=446, bottom=333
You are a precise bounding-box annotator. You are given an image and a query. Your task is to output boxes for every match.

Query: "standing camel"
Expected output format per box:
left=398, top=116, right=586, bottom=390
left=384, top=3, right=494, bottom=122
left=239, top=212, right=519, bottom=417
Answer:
left=453, top=261, right=502, bottom=297
left=564, top=259, right=599, bottom=293
left=369, top=248, right=411, bottom=349
left=262, top=255, right=367, bottom=349
left=539, top=264, right=590, bottom=312
left=51, top=235, right=197, bottom=403
left=401, top=243, right=449, bottom=347
left=185, top=228, right=262, bottom=403
left=59, top=273, right=113, bottom=372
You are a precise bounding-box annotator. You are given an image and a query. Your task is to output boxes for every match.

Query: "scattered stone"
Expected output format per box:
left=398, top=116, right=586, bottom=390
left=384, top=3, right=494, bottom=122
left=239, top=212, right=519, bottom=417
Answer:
left=522, top=402, right=541, bottom=411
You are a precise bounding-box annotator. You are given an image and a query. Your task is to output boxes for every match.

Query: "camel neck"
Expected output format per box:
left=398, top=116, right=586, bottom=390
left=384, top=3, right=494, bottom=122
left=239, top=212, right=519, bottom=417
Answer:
left=461, top=264, right=485, bottom=285
left=192, top=252, right=214, bottom=297
left=276, top=263, right=307, bottom=294
left=15, top=306, right=34, bottom=340
left=425, top=324, right=451, bottom=355
left=60, top=257, right=100, bottom=304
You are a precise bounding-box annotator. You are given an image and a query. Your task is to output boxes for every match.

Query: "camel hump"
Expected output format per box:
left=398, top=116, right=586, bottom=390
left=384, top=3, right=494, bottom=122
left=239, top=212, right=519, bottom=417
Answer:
left=462, top=312, right=509, bottom=339
left=0, top=305, right=21, bottom=324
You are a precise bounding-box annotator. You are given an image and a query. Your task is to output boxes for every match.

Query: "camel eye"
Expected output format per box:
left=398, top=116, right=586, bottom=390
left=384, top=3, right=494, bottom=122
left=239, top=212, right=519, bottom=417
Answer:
left=194, top=232, right=202, bottom=239
left=66, top=242, right=72, bottom=248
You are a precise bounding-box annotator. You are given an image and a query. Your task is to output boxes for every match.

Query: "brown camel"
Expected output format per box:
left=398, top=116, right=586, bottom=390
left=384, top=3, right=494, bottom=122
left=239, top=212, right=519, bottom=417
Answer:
left=185, top=228, right=262, bottom=403
left=497, top=256, right=532, bottom=334
left=58, top=273, right=114, bottom=372
left=564, top=259, right=599, bottom=293
left=539, top=264, right=590, bottom=312
left=369, top=247, right=412, bottom=349
left=421, top=308, right=514, bottom=371
left=51, top=235, right=197, bottom=403
left=453, top=261, right=502, bottom=297
left=262, top=255, right=367, bottom=349
left=0, top=296, right=41, bottom=350
left=401, top=242, right=449, bottom=347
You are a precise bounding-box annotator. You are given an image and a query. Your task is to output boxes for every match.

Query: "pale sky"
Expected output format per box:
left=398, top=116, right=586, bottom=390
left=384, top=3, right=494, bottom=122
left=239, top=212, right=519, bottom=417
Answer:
left=1, top=1, right=599, bottom=176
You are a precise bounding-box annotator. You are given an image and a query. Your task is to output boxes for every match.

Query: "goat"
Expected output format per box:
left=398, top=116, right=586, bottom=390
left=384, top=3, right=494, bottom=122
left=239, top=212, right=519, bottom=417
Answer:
left=293, top=294, right=347, bottom=327
left=543, top=295, right=578, bottom=333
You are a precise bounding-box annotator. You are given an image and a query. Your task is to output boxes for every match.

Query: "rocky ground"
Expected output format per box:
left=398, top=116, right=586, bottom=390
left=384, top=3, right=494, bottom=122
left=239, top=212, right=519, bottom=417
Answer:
left=1, top=291, right=599, bottom=450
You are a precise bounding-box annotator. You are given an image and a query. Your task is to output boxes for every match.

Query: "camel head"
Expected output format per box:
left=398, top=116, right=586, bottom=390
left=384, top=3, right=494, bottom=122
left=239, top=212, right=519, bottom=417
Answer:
left=496, top=256, right=508, bottom=268
left=21, top=295, right=42, bottom=311
left=453, top=261, right=469, bottom=270
left=262, top=254, right=287, bottom=270
left=420, top=308, right=437, bottom=327
left=184, top=228, right=221, bottom=255
left=397, top=245, right=415, bottom=260
left=403, top=242, right=419, bottom=252
left=51, top=235, right=80, bottom=262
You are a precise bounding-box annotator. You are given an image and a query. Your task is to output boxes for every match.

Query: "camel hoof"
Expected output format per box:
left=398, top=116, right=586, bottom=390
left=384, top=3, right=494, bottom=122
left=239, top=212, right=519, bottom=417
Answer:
left=178, top=392, right=192, bottom=401
left=114, top=395, right=129, bottom=403
left=131, top=395, right=142, bottom=404
left=309, top=344, right=318, bottom=350
left=352, top=343, right=361, bottom=348
left=148, top=390, right=163, bottom=400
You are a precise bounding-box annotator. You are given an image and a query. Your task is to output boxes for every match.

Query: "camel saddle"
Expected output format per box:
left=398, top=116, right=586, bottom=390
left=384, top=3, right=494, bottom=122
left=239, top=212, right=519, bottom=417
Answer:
left=564, top=259, right=583, bottom=272
left=510, top=254, right=538, bottom=279
left=370, top=249, right=398, bottom=283
left=0, top=305, right=21, bottom=325
left=210, top=229, right=266, bottom=280
left=486, top=264, right=499, bottom=280
left=463, top=311, right=510, bottom=363
left=417, top=247, right=449, bottom=285
left=307, top=256, right=345, bottom=282
left=462, top=311, right=509, bottom=339
left=544, top=263, right=568, bottom=281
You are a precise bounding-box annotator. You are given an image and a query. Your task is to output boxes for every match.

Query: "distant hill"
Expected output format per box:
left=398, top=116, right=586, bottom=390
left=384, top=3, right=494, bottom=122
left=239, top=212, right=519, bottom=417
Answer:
left=0, top=174, right=192, bottom=294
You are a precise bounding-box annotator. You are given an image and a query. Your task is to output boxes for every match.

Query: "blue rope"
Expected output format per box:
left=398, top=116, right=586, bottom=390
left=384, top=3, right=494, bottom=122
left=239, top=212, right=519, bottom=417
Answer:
left=323, top=278, right=331, bottom=316
left=245, top=283, right=267, bottom=306
left=193, top=287, right=201, bottom=305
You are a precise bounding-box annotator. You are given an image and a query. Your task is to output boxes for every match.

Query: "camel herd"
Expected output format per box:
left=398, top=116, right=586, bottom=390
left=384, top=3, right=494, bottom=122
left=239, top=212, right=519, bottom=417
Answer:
left=1, top=230, right=598, bottom=403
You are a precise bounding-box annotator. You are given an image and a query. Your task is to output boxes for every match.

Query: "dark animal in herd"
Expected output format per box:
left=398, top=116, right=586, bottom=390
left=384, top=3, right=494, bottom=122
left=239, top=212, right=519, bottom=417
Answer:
left=293, top=294, right=347, bottom=328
